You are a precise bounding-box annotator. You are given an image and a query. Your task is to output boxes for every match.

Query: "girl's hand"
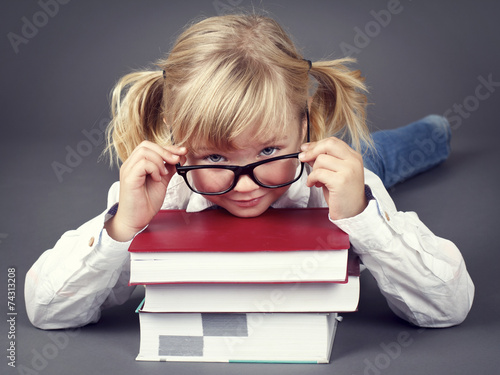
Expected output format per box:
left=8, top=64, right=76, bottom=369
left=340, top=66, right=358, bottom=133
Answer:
left=105, top=141, right=187, bottom=242
left=299, top=137, right=367, bottom=221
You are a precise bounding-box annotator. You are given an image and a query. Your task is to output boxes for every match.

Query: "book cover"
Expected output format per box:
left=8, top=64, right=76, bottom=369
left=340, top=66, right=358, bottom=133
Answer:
left=129, top=207, right=349, bottom=253
left=129, top=208, right=350, bottom=284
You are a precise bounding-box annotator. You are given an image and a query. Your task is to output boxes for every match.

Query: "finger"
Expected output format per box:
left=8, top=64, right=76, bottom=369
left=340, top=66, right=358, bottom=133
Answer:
left=299, top=146, right=348, bottom=172
left=301, top=137, right=352, bottom=160
left=305, top=167, right=337, bottom=189
left=309, top=153, right=359, bottom=174
left=161, top=144, right=188, bottom=164
left=120, top=159, right=163, bottom=188
left=306, top=154, right=364, bottom=188
left=122, top=147, right=170, bottom=179
left=125, top=142, right=188, bottom=178
left=299, top=137, right=355, bottom=163
left=136, top=141, right=187, bottom=166
left=300, top=141, right=315, bottom=152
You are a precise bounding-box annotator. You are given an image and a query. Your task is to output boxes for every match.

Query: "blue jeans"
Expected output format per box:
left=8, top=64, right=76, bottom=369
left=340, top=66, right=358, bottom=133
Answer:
left=362, top=115, right=451, bottom=188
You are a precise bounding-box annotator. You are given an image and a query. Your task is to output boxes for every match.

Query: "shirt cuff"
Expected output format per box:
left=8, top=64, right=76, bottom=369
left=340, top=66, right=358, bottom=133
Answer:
left=85, top=230, right=131, bottom=271
left=84, top=203, right=133, bottom=270
left=330, top=197, right=394, bottom=255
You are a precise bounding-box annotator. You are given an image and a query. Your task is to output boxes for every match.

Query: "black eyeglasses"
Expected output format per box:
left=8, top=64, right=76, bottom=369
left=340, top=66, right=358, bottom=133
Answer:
left=176, top=152, right=304, bottom=195
left=176, top=107, right=310, bottom=196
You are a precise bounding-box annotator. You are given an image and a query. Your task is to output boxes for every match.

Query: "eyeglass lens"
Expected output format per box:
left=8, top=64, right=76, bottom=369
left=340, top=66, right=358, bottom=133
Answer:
left=186, top=156, right=301, bottom=194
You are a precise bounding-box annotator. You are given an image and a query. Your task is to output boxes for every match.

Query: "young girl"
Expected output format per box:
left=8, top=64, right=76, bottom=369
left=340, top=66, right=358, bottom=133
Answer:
left=25, top=14, right=474, bottom=330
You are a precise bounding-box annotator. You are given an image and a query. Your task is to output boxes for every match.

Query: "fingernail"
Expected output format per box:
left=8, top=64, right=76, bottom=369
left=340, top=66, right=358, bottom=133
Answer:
left=298, top=152, right=306, bottom=161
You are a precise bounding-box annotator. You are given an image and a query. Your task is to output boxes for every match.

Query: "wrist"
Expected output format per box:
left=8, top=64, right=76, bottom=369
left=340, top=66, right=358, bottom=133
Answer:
left=329, top=196, right=368, bottom=221
left=104, top=215, right=139, bottom=242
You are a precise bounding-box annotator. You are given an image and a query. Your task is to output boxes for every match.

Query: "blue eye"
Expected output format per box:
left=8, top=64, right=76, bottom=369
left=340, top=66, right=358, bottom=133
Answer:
left=206, top=154, right=225, bottom=163
left=260, top=147, right=278, bottom=157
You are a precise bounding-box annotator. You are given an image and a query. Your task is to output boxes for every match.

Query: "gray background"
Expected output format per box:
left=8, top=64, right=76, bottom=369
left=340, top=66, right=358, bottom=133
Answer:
left=1, top=0, right=500, bottom=374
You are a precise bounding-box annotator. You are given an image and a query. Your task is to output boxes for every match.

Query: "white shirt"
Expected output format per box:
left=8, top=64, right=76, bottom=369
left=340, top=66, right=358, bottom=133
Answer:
left=24, top=169, right=474, bottom=329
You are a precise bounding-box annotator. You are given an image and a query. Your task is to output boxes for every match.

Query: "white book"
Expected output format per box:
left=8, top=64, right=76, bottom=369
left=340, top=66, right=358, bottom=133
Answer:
left=142, top=276, right=360, bottom=313
left=136, top=306, right=341, bottom=363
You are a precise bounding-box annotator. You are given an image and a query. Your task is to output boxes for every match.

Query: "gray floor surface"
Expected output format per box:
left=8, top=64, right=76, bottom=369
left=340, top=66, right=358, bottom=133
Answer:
left=1, top=1, right=499, bottom=374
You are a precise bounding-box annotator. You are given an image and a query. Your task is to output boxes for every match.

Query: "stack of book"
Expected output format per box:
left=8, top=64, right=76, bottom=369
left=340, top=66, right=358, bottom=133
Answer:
left=129, top=207, right=360, bottom=364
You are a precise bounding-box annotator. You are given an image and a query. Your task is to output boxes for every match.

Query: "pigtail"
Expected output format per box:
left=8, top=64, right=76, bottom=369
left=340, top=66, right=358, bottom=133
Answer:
left=104, top=70, right=167, bottom=165
left=309, top=58, right=372, bottom=152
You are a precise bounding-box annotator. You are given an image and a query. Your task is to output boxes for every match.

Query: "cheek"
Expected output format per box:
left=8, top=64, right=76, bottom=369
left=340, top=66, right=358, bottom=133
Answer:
left=271, top=185, right=291, bottom=199
left=204, top=194, right=223, bottom=206
left=190, top=169, right=233, bottom=194
left=260, top=186, right=291, bottom=205
left=254, top=158, right=301, bottom=186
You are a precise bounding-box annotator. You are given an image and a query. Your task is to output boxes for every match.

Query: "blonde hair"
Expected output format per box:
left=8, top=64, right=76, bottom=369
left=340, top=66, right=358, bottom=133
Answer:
left=105, top=14, right=371, bottom=165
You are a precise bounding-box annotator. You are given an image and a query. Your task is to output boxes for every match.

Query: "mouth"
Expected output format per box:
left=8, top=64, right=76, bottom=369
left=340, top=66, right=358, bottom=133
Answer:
left=229, top=196, right=264, bottom=208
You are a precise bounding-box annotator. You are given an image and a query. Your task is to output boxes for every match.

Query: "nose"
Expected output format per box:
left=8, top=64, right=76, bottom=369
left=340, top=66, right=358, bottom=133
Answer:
left=232, top=174, right=260, bottom=193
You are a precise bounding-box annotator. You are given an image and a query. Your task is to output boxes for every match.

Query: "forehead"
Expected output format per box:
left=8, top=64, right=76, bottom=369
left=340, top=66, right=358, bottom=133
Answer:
left=189, top=116, right=302, bottom=153
left=237, top=120, right=298, bottom=144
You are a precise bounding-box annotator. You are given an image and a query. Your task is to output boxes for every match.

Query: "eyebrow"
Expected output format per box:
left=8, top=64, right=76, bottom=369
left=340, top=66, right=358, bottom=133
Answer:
left=191, top=134, right=291, bottom=155
left=247, top=133, right=292, bottom=148
left=260, top=134, right=290, bottom=144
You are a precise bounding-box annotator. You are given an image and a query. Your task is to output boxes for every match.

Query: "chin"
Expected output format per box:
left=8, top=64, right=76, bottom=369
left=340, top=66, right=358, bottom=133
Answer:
left=207, top=188, right=287, bottom=218
left=224, top=205, right=269, bottom=218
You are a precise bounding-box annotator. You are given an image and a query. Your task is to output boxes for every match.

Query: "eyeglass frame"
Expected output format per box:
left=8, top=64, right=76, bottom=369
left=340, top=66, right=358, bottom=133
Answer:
left=175, top=106, right=310, bottom=196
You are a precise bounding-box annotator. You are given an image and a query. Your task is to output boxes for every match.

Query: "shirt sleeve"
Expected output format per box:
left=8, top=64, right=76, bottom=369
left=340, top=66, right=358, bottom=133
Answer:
left=24, top=182, right=136, bottom=329
left=331, top=169, right=475, bottom=328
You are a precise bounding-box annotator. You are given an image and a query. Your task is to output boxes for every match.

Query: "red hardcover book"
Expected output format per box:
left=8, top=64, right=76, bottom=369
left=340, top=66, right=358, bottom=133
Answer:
left=129, top=208, right=350, bottom=285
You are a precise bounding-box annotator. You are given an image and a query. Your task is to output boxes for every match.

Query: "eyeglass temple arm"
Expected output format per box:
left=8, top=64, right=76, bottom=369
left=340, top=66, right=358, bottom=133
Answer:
left=306, top=106, right=311, bottom=143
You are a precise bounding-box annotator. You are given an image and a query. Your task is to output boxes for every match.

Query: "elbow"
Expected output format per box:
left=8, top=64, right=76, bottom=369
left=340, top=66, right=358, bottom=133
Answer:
left=26, top=301, right=98, bottom=331
left=414, top=276, right=475, bottom=328
left=415, top=306, right=472, bottom=329
left=24, top=270, right=56, bottom=330
left=25, top=297, right=99, bottom=331
left=25, top=298, right=69, bottom=331
left=27, top=308, right=58, bottom=331
left=25, top=267, right=45, bottom=329
left=24, top=268, right=89, bottom=330
left=25, top=294, right=53, bottom=330
left=421, top=303, right=471, bottom=328
left=28, top=314, right=86, bottom=331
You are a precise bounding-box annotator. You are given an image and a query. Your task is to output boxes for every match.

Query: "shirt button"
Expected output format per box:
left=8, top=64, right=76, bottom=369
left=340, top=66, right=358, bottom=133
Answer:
left=88, top=237, right=95, bottom=247
left=384, top=212, right=390, bottom=221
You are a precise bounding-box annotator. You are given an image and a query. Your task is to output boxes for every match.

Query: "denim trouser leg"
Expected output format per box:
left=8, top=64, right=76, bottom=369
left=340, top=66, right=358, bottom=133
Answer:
left=362, top=115, right=451, bottom=189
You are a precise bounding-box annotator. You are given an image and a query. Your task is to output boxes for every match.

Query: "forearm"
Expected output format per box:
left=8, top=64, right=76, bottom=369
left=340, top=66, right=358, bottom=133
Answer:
left=332, top=172, right=474, bottom=327
left=340, top=202, right=474, bottom=326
